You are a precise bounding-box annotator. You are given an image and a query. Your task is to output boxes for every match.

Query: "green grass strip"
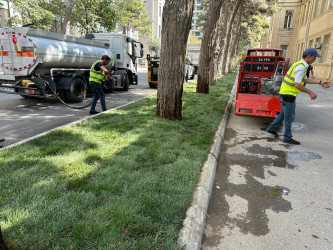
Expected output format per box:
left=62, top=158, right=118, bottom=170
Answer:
left=0, top=73, right=236, bottom=249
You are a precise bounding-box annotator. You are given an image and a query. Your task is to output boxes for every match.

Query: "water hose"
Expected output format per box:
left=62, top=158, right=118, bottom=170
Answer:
left=43, top=80, right=92, bottom=109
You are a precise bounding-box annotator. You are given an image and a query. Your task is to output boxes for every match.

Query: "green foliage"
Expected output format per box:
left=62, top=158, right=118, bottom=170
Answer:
left=6, top=0, right=54, bottom=30
left=0, top=73, right=236, bottom=249
left=5, top=0, right=151, bottom=36
left=148, top=36, right=161, bottom=57
left=114, top=0, right=152, bottom=35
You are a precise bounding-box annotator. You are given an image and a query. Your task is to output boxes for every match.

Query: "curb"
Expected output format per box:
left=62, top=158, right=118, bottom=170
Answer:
left=178, top=81, right=237, bottom=249
left=0, top=96, right=149, bottom=152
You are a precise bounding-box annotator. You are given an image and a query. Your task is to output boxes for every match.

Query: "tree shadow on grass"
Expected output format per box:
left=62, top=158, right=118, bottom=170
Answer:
left=0, top=78, right=235, bottom=249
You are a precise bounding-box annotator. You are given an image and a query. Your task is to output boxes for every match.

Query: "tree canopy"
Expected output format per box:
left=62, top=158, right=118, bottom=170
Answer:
left=6, top=0, right=151, bottom=36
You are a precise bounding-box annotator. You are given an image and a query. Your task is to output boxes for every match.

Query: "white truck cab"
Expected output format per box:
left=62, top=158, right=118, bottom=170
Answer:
left=85, top=33, right=144, bottom=88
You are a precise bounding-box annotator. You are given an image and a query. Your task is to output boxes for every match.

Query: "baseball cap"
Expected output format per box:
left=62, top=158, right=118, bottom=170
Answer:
left=303, top=48, right=321, bottom=58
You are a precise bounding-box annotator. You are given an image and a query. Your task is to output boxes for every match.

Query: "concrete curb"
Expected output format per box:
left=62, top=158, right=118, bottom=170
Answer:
left=0, top=96, right=149, bottom=152
left=178, top=82, right=237, bottom=250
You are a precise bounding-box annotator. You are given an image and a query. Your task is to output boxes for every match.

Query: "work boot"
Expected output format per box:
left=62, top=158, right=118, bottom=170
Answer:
left=283, top=139, right=300, bottom=145
left=266, top=129, right=278, bottom=136
left=89, top=111, right=100, bottom=115
left=0, top=138, right=4, bottom=142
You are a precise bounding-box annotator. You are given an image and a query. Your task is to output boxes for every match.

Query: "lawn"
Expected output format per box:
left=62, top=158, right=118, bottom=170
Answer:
left=0, top=73, right=236, bottom=249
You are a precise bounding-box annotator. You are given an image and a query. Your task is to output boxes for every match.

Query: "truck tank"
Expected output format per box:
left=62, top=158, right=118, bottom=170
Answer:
left=0, top=27, right=114, bottom=78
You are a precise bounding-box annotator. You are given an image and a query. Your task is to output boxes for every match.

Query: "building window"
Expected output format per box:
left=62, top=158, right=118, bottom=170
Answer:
left=314, top=0, right=322, bottom=18
left=314, top=37, right=322, bottom=57
left=303, top=3, right=309, bottom=26
left=321, top=0, right=329, bottom=13
left=331, top=0, right=333, bottom=8
left=0, top=0, right=9, bottom=9
left=321, top=34, right=331, bottom=63
left=308, top=39, right=314, bottom=48
left=284, top=11, right=293, bottom=28
left=280, top=45, right=288, bottom=57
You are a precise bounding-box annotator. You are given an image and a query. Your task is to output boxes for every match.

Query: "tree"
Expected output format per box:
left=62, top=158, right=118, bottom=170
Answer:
left=196, top=0, right=225, bottom=93
left=6, top=0, right=54, bottom=30
left=116, top=0, right=152, bottom=36
left=6, top=0, right=151, bottom=37
left=227, top=2, right=243, bottom=72
left=148, top=36, right=161, bottom=57
left=60, top=0, right=77, bottom=34
left=220, top=0, right=242, bottom=75
left=156, top=0, right=194, bottom=120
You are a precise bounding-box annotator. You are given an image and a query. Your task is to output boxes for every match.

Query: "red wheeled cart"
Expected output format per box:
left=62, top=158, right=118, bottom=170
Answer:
left=235, top=48, right=287, bottom=117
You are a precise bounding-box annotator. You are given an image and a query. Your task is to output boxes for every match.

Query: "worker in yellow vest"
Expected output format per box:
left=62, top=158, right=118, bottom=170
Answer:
left=267, top=48, right=330, bottom=145
left=89, top=55, right=112, bottom=115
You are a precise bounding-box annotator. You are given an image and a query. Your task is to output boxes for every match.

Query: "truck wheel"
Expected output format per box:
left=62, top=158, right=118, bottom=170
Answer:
left=122, top=74, right=129, bottom=91
left=65, top=78, right=86, bottom=103
left=57, top=90, right=68, bottom=102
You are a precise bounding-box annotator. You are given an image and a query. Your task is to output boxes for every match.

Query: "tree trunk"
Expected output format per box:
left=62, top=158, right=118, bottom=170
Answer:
left=60, top=0, right=77, bottom=34
left=156, top=0, right=194, bottom=120
left=228, top=2, right=243, bottom=72
left=221, top=0, right=242, bottom=75
left=197, top=0, right=225, bottom=93
left=209, top=20, right=221, bottom=86
left=216, top=1, right=231, bottom=78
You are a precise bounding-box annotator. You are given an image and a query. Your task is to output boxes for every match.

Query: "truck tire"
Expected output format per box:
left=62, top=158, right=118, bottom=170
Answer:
left=65, top=77, right=86, bottom=103
left=57, top=90, right=68, bottom=102
left=122, top=74, right=129, bottom=91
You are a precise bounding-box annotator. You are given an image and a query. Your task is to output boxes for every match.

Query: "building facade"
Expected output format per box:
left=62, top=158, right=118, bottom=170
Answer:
left=144, top=0, right=164, bottom=39
left=141, top=0, right=165, bottom=58
left=261, top=0, right=333, bottom=81
left=191, top=0, right=204, bottom=38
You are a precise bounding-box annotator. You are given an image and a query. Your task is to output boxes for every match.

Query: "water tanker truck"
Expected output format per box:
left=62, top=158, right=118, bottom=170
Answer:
left=0, top=27, right=143, bottom=102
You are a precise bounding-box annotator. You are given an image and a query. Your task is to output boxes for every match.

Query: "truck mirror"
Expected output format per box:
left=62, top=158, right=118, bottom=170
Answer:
left=140, top=49, right=144, bottom=58
left=146, top=54, right=151, bottom=61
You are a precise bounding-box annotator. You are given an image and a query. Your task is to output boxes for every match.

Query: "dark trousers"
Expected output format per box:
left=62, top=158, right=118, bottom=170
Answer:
left=90, top=81, right=106, bottom=112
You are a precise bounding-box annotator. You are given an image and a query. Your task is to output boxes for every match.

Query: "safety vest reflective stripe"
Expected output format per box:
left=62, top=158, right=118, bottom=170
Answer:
left=279, top=61, right=306, bottom=96
left=90, top=69, right=104, bottom=75
left=89, top=60, right=105, bottom=84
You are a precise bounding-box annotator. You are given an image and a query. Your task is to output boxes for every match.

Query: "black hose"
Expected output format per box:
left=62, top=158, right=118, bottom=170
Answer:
left=43, top=80, right=92, bottom=109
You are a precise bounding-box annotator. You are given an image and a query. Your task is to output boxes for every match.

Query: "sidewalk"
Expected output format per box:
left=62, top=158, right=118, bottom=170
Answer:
left=201, top=87, right=333, bottom=249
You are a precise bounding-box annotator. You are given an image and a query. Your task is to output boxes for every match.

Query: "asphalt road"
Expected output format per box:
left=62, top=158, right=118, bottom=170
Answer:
left=0, top=67, right=155, bottom=148
left=202, top=84, right=333, bottom=249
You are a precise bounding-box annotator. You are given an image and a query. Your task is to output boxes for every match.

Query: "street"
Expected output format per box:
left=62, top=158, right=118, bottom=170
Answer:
left=202, top=84, right=333, bottom=249
left=0, top=67, right=155, bottom=148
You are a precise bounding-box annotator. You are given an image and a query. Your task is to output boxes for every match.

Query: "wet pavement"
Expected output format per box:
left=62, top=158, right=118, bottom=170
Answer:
left=202, top=85, right=333, bottom=249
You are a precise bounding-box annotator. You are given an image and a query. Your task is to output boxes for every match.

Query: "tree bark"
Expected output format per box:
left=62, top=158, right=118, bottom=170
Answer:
left=60, top=0, right=77, bottom=34
left=221, top=0, right=242, bottom=75
left=209, top=20, right=221, bottom=86
left=228, top=2, right=243, bottom=72
left=156, top=0, right=194, bottom=120
left=216, top=1, right=231, bottom=78
left=197, top=0, right=225, bottom=93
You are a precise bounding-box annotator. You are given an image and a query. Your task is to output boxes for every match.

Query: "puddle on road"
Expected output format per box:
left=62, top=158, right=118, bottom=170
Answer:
left=202, top=128, right=323, bottom=248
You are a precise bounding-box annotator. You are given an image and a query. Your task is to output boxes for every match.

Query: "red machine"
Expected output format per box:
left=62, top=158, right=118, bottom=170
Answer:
left=235, top=48, right=287, bottom=117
